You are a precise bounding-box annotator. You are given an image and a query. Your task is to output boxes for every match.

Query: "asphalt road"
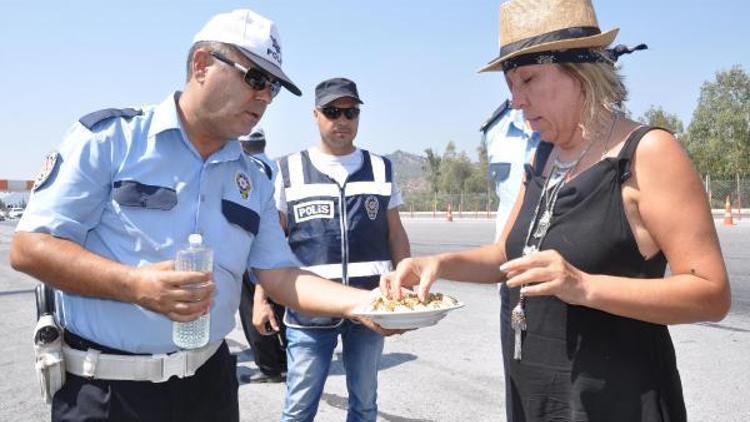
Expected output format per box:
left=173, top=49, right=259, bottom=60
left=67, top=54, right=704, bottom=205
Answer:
left=0, top=218, right=748, bottom=421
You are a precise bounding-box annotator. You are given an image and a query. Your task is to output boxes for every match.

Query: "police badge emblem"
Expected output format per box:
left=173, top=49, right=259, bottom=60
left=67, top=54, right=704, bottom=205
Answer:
left=235, top=171, right=252, bottom=200
left=364, top=195, right=379, bottom=220
left=33, top=151, right=61, bottom=192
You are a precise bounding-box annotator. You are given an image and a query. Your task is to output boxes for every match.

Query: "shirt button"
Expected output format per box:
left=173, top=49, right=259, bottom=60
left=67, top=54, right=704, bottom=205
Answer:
left=200, top=194, right=205, bottom=202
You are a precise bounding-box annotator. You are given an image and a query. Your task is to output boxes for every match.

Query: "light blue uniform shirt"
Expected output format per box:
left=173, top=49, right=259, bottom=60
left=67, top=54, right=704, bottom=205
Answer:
left=485, top=108, right=539, bottom=240
left=251, top=152, right=279, bottom=182
left=18, top=92, right=299, bottom=353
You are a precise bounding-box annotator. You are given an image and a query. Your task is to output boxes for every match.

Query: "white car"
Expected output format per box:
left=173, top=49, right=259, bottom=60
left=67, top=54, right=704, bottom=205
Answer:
left=8, top=207, right=24, bottom=219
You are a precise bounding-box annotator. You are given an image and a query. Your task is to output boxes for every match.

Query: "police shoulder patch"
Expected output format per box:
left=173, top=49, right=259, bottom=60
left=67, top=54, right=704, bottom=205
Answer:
left=33, top=151, right=61, bottom=192
left=79, top=107, right=143, bottom=130
left=247, top=155, right=273, bottom=180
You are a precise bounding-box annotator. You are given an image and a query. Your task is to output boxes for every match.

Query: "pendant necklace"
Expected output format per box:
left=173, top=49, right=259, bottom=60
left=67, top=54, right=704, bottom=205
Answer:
left=511, top=112, right=619, bottom=361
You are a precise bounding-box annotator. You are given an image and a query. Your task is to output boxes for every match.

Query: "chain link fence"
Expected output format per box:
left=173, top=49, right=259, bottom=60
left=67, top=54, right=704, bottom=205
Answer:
left=705, top=176, right=748, bottom=211
left=400, top=175, right=749, bottom=218
left=401, top=191, right=497, bottom=217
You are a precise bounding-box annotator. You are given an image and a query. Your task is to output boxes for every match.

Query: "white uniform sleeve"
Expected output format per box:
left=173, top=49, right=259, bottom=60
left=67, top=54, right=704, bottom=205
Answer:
left=388, top=179, right=403, bottom=209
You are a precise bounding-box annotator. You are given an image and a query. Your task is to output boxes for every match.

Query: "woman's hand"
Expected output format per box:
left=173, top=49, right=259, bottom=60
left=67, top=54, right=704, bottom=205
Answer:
left=380, top=256, right=441, bottom=301
left=502, top=250, right=589, bottom=306
left=346, top=288, right=410, bottom=336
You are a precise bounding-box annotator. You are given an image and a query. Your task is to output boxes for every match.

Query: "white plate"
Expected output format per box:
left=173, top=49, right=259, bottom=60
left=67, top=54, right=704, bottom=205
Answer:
left=353, top=298, right=464, bottom=329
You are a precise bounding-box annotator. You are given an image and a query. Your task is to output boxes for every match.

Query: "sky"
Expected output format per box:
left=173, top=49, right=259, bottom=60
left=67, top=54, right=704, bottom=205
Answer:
left=1, top=0, right=749, bottom=180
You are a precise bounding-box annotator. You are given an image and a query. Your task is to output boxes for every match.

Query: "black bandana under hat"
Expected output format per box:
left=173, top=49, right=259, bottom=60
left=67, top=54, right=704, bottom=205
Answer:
left=502, top=43, right=647, bottom=72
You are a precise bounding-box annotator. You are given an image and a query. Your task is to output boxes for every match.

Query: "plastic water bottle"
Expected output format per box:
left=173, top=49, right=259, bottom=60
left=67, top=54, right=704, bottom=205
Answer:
left=172, top=233, right=212, bottom=349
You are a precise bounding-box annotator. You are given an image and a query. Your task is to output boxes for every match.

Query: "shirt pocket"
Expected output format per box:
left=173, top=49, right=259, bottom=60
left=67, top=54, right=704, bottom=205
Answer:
left=488, top=162, right=512, bottom=183
left=112, top=180, right=177, bottom=210
left=219, top=199, right=259, bottom=277
left=222, top=199, right=259, bottom=236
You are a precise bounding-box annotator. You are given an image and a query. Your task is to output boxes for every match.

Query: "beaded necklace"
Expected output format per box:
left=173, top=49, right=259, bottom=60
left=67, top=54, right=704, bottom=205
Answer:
left=511, top=112, right=619, bottom=361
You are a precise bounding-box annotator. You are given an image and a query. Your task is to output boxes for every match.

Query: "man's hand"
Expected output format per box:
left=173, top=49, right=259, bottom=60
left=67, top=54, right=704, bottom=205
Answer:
left=252, top=299, right=280, bottom=335
left=129, top=260, right=215, bottom=322
left=352, top=316, right=410, bottom=337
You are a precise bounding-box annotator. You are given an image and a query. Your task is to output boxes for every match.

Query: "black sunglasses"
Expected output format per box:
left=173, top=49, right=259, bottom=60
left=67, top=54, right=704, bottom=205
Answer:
left=320, top=106, right=361, bottom=120
left=209, top=51, right=282, bottom=98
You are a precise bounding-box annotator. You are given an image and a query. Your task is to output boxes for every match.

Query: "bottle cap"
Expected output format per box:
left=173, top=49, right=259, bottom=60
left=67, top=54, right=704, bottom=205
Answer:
left=188, top=233, right=203, bottom=247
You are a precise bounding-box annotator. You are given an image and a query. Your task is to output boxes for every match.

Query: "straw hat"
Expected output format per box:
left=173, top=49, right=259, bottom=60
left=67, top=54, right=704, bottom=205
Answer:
left=480, top=0, right=618, bottom=72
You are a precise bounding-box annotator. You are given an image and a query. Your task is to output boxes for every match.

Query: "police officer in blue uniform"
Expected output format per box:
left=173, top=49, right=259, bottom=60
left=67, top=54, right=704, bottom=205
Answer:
left=237, top=128, right=288, bottom=383
left=240, top=128, right=277, bottom=181
left=11, top=10, right=392, bottom=422
left=276, top=78, right=411, bottom=422
left=481, top=100, right=539, bottom=422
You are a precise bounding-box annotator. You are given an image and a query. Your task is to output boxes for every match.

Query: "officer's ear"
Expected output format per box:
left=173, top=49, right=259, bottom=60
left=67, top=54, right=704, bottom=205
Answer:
left=191, top=49, right=212, bottom=83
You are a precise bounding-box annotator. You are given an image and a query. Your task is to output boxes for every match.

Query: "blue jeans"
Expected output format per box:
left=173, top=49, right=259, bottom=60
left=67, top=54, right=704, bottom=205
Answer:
left=281, top=320, right=384, bottom=422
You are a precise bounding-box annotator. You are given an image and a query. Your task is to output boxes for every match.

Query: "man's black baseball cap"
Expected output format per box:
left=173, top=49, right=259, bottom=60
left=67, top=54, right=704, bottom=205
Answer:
left=315, top=77, right=364, bottom=107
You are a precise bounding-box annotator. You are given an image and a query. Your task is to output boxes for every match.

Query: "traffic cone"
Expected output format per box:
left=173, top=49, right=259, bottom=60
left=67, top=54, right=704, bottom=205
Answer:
left=446, top=203, right=453, bottom=222
left=723, top=196, right=734, bottom=226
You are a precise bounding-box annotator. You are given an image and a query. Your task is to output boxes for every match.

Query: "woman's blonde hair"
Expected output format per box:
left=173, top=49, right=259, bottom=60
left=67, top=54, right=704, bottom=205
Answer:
left=560, top=56, right=628, bottom=136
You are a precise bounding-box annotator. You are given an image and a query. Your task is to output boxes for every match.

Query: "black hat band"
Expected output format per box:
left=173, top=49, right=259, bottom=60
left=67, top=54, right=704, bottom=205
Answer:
left=501, top=43, right=647, bottom=72
left=502, top=48, right=607, bottom=72
left=498, top=26, right=602, bottom=59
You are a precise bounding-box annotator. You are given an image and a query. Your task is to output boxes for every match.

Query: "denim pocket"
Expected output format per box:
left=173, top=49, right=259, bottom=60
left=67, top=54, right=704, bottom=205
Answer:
left=112, top=180, right=177, bottom=210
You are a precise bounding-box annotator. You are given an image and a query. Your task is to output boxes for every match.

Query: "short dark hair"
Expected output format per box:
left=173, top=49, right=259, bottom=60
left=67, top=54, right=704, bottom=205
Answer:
left=241, top=141, right=265, bottom=155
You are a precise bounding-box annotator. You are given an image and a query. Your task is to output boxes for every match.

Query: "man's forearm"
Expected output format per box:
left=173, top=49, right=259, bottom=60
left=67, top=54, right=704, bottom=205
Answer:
left=387, top=209, right=411, bottom=266
left=253, top=282, right=269, bottom=305
left=388, top=229, right=410, bottom=266
left=10, top=232, right=136, bottom=303
left=257, top=267, right=370, bottom=317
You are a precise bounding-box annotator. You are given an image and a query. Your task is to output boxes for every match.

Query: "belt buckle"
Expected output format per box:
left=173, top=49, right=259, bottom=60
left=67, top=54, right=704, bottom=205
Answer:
left=158, top=351, right=188, bottom=382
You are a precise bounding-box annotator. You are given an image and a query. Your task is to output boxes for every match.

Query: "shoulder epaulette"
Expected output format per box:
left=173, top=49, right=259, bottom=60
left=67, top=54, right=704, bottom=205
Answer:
left=79, top=107, right=143, bottom=130
left=479, top=99, right=511, bottom=132
left=247, top=155, right=273, bottom=180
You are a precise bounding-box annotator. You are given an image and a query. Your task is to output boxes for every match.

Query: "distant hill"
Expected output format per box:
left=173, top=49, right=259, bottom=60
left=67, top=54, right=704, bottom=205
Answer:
left=384, top=150, right=428, bottom=194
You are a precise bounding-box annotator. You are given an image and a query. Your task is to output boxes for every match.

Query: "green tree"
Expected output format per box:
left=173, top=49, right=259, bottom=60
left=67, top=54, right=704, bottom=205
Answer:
left=464, top=138, right=490, bottom=193
left=638, top=105, right=685, bottom=138
left=686, top=65, right=750, bottom=178
left=423, top=148, right=442, bottom=195
left=439, top=142, right=473, bottom=194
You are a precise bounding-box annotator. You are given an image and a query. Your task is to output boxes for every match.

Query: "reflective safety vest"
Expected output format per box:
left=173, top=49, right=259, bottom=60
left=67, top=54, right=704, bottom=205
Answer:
left=278, top=149, right=393, bottom=328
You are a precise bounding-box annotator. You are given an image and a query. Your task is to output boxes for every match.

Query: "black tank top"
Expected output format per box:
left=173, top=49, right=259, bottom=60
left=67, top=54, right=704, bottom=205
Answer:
left=504, top=127, right=686, bottom=422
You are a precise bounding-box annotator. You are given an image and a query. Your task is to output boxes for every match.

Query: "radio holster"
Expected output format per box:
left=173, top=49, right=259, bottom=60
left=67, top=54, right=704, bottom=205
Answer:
left=33, top=284, right=65, bottom=404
